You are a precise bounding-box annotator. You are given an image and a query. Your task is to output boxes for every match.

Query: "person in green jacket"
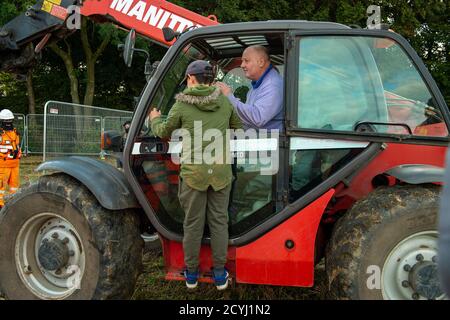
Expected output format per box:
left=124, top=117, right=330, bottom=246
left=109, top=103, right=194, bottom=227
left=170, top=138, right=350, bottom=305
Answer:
left=149, top=60, right=242, bottom=290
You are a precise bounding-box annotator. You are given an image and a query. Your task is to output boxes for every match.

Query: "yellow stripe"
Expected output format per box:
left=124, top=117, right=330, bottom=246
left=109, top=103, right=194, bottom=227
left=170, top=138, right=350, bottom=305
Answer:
left=48, top=0, right=62, bottom=4
left=41, top=0, right=53, bottom=13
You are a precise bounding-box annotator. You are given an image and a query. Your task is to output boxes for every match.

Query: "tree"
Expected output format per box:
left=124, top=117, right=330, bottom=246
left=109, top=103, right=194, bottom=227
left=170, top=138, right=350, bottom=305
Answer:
left=1, top=0, right=448, bottom=112
left=0, top=0, right=36, bottom=114
left=49, top=17, right=113, bottom=106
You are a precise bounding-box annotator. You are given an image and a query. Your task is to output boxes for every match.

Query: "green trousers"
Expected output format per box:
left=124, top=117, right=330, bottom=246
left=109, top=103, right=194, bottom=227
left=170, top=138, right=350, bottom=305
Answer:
left=178, top=180, right=231, bottom=271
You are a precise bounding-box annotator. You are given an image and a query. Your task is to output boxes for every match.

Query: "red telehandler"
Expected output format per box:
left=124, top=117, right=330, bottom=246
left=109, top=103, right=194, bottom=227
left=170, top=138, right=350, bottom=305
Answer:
left=0, top=0, right=449, bottom=300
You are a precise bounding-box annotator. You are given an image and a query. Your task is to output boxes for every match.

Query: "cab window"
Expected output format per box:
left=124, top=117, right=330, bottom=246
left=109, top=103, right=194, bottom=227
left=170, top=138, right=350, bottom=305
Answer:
left=296, top=36, right=448, bottom=137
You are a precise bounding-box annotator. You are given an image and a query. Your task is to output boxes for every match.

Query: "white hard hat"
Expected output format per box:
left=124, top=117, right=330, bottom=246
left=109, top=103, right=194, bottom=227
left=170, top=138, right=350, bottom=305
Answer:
left=0, top=109, right=14, bottom=120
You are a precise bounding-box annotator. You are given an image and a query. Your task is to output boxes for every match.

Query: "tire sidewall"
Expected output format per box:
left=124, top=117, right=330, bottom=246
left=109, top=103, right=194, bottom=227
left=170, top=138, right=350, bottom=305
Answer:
left=356, top=205, right=438, bottom=299
left=0, top=191, right=100, bottom=300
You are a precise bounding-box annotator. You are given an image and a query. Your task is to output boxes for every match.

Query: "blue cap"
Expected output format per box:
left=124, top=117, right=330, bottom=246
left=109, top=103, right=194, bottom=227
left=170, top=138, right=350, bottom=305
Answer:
left=185, top=60, right=213, bottom=76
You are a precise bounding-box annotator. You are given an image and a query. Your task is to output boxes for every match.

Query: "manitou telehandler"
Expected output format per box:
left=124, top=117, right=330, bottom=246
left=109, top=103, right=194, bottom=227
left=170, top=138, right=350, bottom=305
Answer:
left=0, top=0, right=448, bottom=300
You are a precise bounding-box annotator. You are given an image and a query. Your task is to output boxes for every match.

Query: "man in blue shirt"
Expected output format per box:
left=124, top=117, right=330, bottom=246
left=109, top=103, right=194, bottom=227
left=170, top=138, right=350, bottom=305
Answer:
left=216, top=46, right=283, bottom=223
left=216, top=45, right=284, bottom=131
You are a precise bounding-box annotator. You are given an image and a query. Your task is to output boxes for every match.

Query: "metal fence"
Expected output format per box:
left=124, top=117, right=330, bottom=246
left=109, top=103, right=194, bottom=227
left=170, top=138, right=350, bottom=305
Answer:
left=43, top=101, right=133, bottom=161
left=25, top=114, right=44, bottom=154
left=16, top=102, right=133, bottom=160
left=103, top=116, right=133, bottom=132
left=44, top=114, right=102, bottom=157
left=13, top=113, right=26, bottom=154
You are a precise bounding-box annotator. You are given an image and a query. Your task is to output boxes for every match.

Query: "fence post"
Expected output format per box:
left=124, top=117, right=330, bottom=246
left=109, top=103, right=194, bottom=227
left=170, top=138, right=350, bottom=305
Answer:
left=43, top=101, right=53, bottom=162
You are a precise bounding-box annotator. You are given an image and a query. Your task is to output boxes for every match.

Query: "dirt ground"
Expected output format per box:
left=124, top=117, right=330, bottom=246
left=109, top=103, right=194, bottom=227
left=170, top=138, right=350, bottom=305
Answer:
left=8, top=155, right=326, bottom=300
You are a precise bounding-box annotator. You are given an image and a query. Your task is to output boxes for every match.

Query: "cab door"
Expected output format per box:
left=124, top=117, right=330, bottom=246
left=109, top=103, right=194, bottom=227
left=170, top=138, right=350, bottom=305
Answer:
left=235, top=29, right=450, bottom=287
left=284, top=30, right=449, bottom=208
left=126, top=33, right=287, bottom=243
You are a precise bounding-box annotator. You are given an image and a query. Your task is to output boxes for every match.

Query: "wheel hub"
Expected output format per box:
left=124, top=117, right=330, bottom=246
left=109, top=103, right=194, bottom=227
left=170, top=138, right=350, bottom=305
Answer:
left=382, top=231, right=447, bottom=300
left=38, top=239, right=70, bottom=271
left=15, top=213, right=85, bottom=299
left=409, top=261, right=443, bottom=300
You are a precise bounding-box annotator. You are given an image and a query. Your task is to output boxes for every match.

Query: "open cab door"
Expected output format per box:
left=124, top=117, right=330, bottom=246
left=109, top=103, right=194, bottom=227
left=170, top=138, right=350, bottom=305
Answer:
left=125, top=23, right=449, bottom=290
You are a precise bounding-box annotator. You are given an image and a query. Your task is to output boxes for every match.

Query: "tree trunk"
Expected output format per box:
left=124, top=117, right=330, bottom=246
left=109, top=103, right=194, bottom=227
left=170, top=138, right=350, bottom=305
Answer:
left=26, top=69, right=36, bottom=114
left=48, top=42, right=83, bottom=142
left=84, top=60, right=95, bottom=106
left=80, top=17, right=112, bottom=107
left=49, top=42, right=80, bottom=104
left=328, top=0, right=338, bottom=22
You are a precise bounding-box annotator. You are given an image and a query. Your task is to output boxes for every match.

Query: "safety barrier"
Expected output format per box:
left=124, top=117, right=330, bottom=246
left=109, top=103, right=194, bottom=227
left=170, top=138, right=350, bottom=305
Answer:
left=18, top=102, right=133, bottom=160
left=43, top=101, right=133, bottom=161
left=13, top=113, right=26, bottom=155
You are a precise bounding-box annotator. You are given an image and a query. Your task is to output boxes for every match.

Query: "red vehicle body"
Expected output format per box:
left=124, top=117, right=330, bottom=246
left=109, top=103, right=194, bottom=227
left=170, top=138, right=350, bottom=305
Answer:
left=0, top=0, right=448, bottom=300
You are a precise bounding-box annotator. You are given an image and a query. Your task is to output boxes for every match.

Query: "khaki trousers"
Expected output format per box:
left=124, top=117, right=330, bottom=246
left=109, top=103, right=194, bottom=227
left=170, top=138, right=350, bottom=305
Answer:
left=178, top=180, right=231, bottom=271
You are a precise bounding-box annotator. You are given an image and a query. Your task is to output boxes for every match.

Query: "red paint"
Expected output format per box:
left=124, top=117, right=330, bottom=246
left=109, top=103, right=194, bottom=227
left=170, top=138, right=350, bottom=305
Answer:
left=162, top=236, right=236, bottom=283
left=161, top=190, right=334, bottom=286
left=80, top=0, right=218, bottom=46
left=50, top=4, right=68, bottom=20
left=328, top=143, right=447, bottom=218
left=234, top=190, right=334, bottom=287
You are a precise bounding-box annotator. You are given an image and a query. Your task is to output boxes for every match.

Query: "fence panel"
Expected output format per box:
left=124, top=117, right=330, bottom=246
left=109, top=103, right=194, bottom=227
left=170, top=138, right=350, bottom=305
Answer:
left=103, top=116, right=133, bottom=133
left=26, top=114, right=44, bottom=154
left=13, top=113, right=26, bottom=153
left=43, top=101, right=133, bottom=161
left=45, top=114, right=102, bottom=156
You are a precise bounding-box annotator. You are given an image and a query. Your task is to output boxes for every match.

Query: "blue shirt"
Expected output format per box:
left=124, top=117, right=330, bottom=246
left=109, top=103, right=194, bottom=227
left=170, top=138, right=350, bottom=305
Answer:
left=227, top=67, right=284, bottom=131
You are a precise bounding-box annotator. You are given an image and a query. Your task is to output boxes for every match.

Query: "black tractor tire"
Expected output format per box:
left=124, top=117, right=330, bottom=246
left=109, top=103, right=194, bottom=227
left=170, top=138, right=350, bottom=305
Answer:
left=0, top=173, right=143, bottom=300
left=326, top=185, right=443, bottom=300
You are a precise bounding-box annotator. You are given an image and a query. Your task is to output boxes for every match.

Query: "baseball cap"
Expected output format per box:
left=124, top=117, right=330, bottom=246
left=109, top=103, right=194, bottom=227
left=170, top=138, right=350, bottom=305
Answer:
left=186, top=60, right=214, bottom=76
left=182, top=60, right=214, bottom=84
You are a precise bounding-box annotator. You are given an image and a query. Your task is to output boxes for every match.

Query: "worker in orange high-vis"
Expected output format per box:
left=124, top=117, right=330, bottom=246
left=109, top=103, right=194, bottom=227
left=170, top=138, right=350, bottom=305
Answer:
left=0, top=109, right=21, bottom=208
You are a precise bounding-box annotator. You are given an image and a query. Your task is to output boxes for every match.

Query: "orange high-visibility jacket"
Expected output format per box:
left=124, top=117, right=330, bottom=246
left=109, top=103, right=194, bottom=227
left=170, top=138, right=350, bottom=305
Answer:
left=0, top=128, right=21, bottom=168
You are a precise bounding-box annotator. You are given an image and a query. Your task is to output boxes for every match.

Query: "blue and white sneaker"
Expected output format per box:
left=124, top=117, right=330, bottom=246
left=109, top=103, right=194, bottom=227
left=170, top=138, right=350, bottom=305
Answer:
left=213, top=268, right=229, bottom=290
left=184, top=269, right=199, bottom=289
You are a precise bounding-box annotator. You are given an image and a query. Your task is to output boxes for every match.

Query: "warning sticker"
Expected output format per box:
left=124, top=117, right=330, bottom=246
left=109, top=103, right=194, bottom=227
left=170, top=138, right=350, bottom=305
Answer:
left=48, top=0, right=62, bottom=5
left=41, top=0, right=53, bottom=13
left=51, top=4, right=68, bottom=20
left=49, top=108, right=59, bottom=115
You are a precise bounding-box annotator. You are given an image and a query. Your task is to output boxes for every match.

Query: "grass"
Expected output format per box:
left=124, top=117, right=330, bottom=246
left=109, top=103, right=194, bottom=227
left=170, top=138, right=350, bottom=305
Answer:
left=133, top=250, right=327, bottom=300
left=12, top=155, right=326, bottom=300
left=19, top=155, right=45, bottom=185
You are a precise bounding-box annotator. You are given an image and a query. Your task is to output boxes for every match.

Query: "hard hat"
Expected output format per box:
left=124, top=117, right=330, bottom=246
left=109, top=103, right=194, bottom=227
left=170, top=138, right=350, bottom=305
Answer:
left=0, top=109, right=14, bottom=120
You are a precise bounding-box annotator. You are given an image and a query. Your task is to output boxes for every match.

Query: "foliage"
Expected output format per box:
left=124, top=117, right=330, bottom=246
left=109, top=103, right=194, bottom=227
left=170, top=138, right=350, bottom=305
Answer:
left=0, top=0, right=448, bottom=112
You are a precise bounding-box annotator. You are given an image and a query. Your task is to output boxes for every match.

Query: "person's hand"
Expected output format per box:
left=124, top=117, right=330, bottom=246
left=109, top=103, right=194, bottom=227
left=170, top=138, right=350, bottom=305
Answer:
left=215, top=82, right=232, bottom=96
left=149, top=108, right=161, bottom=121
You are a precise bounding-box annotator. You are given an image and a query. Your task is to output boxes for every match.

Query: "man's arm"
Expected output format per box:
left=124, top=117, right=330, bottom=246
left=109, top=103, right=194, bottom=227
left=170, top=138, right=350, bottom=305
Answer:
left=227, top=83, right=283, bottom=128
left=150, top=105, right=182, bottom=139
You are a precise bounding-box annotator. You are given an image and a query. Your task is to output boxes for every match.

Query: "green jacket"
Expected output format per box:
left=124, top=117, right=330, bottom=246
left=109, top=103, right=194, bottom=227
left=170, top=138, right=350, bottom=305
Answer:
left=151, top=85, right=242, bottom=191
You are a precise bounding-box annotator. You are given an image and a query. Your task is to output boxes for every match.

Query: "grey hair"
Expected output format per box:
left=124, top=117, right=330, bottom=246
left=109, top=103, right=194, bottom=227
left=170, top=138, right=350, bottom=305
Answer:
left=246, top=45, right=270, bottom=62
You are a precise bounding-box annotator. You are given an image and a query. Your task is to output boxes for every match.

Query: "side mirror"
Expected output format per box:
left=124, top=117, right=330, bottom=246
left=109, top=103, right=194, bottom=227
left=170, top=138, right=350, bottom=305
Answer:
left=123, top=29, right=136, bottom=67
left=101, top=130, right=123, bottom=152
left=162, top=27, right=180, bottom=42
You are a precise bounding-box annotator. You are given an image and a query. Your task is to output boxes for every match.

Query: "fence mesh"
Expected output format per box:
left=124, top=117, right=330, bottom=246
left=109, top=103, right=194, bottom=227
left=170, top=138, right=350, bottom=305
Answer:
left=13, top=113, right=26, bottom=153
left=43, top=101, right=133, bottom=161
left=26, top=114, right=44, bottom=154
left=103, top=116, right=133, bottom=132
left=45, top=114, right=102, bottom=156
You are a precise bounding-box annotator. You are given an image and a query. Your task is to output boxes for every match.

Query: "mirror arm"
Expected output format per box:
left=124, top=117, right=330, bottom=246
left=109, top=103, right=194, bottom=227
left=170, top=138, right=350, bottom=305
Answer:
left=132, top=48, right=153, bottom=81
left=132, top=48, right=149, bottom=59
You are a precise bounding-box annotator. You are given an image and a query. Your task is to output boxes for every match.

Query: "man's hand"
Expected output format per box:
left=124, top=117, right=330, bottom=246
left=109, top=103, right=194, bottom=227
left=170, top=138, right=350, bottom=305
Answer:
left=149, top=108, right=161, bottom=121
left=215, top=82, right=232, bottom=96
